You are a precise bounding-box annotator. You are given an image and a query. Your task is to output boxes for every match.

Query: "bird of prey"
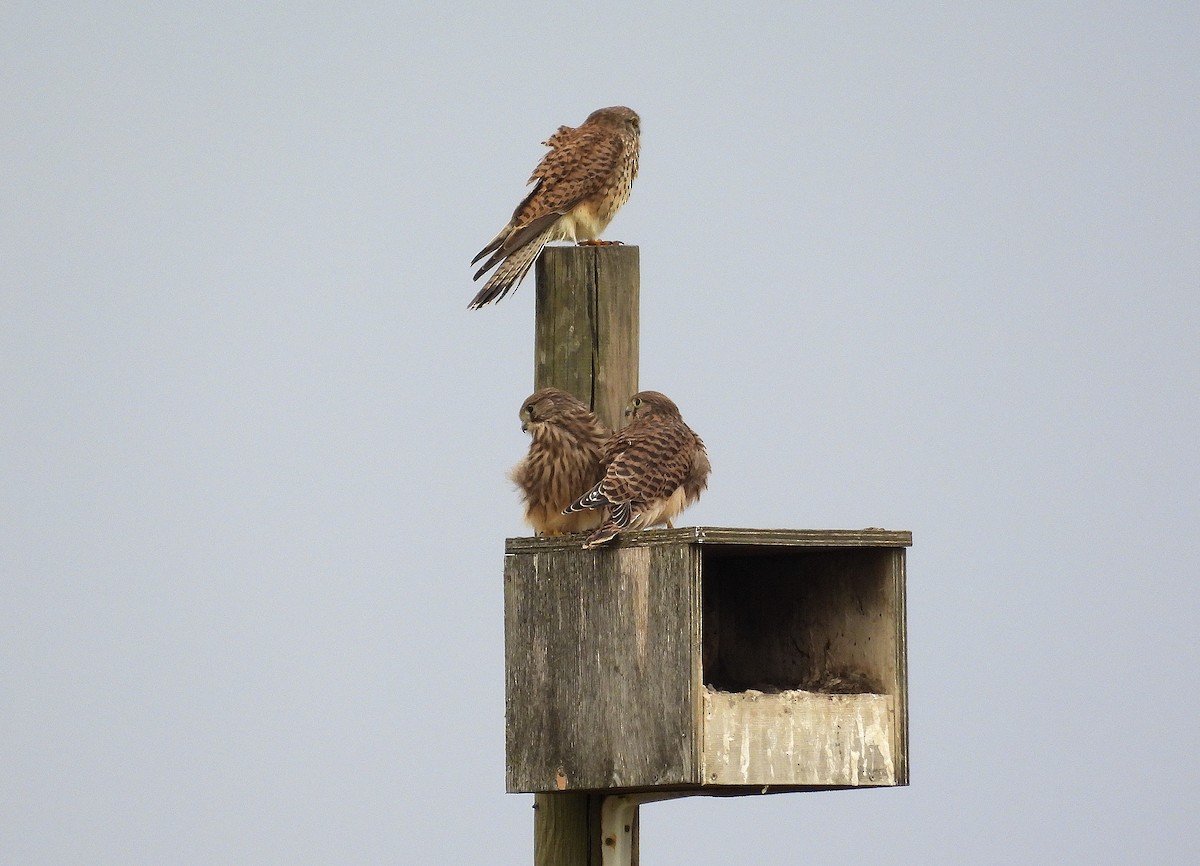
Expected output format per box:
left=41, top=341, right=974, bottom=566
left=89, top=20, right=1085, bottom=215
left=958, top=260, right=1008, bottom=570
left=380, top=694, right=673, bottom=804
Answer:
left=565, top=390, right=710, bottom=549
left=469, top=106, right=640, bottom=309
left=510, top=388, right=611, bottom=536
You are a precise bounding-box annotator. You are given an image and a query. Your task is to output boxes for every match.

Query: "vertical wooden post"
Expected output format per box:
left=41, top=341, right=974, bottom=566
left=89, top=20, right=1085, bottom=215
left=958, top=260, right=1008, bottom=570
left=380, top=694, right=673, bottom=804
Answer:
left=531, top=243, right=639, bottom=866
left=533, top=245, right=639, bottom=431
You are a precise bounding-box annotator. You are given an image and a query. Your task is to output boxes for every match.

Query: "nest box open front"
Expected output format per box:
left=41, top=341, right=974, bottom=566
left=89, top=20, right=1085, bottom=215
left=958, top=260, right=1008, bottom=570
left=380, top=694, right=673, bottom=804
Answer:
left=504, top=527, right=910, bottom=795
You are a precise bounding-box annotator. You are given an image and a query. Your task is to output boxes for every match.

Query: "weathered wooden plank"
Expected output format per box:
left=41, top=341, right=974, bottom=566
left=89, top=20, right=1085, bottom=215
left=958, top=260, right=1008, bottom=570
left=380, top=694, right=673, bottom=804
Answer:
left=700, top=546, right=909, bottom=791
left=506, top=544, right=700, bottom=792
left=701, top=690, right=896, bottom=787
left=591, top=245, right=639, bottom=431
left=509, top=534, right=911, bottom=795
left=506, top=526, right=913, bottom=554
left=530, top=244, right=641, bottom=864
left=534, top=249, right=592, bottom=406
left=533, top=792, right=601, bottom=865
left=534, top=245, right=639, bottom=430
left=889, top=548, right=910, bottom=785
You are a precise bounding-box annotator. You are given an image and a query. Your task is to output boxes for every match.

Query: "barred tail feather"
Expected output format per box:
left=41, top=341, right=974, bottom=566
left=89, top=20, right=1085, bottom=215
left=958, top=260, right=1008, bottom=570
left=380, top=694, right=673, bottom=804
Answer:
left=582, top=521, right=621, bottom=549
left=565, top=483, right=608, bottom=515
left=578, top=499, right=634, bottom=549
left=467, top=227, right=555, bottom=309
left=472, top=244, right=507, bottom=279
left=471, top=227, right=508, bottom=267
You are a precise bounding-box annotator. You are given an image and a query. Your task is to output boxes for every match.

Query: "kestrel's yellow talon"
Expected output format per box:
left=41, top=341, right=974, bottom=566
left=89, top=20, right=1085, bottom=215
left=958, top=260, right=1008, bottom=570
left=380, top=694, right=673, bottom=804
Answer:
left=576, top=239, right=625, bottom=247
left=469, top=106, right=640, bottom=309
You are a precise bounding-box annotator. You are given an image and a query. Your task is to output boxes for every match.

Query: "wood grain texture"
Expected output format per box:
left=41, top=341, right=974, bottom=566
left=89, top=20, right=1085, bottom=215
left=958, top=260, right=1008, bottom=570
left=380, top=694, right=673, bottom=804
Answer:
left=506, top=532, right=911, bottom=795
left=534, top=245, right=639, bottom=430
left=506, top=526, right=913, bottom=554
left=533, top=793, right=601, bottom=865
left=701, top=546, right=909, bottom=789
left=702, top=690, right=896, bottom=786
left=506, top=544, right=700, bottom=792
left=890, top=547, right=910, bottom=785
left=530, top=243, right=640, bottom=865
left=590, top=245, right=639, bottom=432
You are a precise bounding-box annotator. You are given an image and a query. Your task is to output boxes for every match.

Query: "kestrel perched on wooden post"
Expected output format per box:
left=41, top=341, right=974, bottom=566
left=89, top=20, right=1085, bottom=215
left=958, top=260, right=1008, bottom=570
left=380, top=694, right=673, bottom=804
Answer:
left=511, top=388, right=612, bottom=536
left=468, top=106, right=641, bottom=309
left=565, top=391, right=710, bottom=549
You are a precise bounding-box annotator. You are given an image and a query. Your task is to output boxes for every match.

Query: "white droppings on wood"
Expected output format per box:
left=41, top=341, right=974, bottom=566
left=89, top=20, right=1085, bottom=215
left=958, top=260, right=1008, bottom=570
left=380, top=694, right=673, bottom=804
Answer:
left=701, top=688, right=896, bottom=787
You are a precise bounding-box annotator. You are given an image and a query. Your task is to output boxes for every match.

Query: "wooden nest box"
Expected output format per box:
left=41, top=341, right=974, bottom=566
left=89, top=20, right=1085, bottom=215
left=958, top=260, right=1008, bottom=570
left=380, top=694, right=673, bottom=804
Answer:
left=504, top=527, right=911, bottom=795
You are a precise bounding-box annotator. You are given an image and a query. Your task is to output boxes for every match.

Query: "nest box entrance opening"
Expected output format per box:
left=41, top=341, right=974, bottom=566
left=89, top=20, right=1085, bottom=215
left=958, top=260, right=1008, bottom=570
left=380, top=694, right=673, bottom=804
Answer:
left=701, top=547, right=900, bottom=697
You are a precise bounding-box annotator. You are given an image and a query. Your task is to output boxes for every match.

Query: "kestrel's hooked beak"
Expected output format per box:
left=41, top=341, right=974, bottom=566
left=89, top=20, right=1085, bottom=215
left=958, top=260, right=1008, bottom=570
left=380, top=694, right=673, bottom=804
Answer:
left=521, top=419, right=530, bottom=433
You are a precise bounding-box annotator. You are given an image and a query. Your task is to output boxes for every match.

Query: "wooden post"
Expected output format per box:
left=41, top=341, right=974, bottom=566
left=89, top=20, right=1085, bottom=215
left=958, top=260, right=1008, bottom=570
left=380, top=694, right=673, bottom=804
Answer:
left=533, top=245, right=639, bottom=431
left=531, top=243, right=639, bottom=866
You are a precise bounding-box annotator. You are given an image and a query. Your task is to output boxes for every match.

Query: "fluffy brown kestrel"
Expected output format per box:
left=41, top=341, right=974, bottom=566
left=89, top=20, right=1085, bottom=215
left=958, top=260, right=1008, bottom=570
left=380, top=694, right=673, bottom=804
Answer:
left=469, top=106, right=641, bottom=309
left=510, top=388, right=612, bottom=536
left=565, top=391, right=710, bottom=549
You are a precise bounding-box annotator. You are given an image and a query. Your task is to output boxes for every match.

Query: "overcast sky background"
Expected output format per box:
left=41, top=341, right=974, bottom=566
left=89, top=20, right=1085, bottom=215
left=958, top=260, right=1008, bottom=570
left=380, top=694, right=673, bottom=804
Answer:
left=4, top=3, right=1198, bottom=864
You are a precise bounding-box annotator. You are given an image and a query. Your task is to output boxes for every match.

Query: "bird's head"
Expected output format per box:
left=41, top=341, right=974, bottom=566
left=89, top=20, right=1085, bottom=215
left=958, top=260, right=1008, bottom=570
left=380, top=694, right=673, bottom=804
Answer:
left=520, top=387, right=588, bottom=433
left=624, top=390, right=681, bottom=421
left=586, top=105, right=640, bottom=135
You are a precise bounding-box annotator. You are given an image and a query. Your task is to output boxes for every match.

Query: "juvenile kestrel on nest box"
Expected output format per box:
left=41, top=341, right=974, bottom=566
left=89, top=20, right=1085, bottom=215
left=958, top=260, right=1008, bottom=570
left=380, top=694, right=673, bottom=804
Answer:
left=511, top=388, right=612, bottom=536
left=469, top=106, right=641, bottom=309
left=565, top=390, right=710, bottom=549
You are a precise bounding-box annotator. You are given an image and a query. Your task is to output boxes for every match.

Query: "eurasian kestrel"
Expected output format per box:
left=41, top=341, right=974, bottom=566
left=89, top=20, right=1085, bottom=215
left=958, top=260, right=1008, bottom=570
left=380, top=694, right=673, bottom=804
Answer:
left=565, top=390, right=710, bottom=549
left=469, top=106, right=641, bottom=309
left=510, top=388, right=611, bottom=536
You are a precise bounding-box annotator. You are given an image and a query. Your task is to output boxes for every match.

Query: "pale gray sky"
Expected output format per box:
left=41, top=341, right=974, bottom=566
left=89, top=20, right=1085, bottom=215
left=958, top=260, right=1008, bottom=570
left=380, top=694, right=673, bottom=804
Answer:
left=3, top=3, right=1198, bottom=864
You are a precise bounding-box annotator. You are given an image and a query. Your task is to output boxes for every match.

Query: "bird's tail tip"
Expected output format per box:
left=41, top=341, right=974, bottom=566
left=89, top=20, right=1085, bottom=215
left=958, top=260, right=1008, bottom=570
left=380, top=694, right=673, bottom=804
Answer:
left=467, top=282, right=510, bottom=309
left=582, top=524, right=620, bottom=549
